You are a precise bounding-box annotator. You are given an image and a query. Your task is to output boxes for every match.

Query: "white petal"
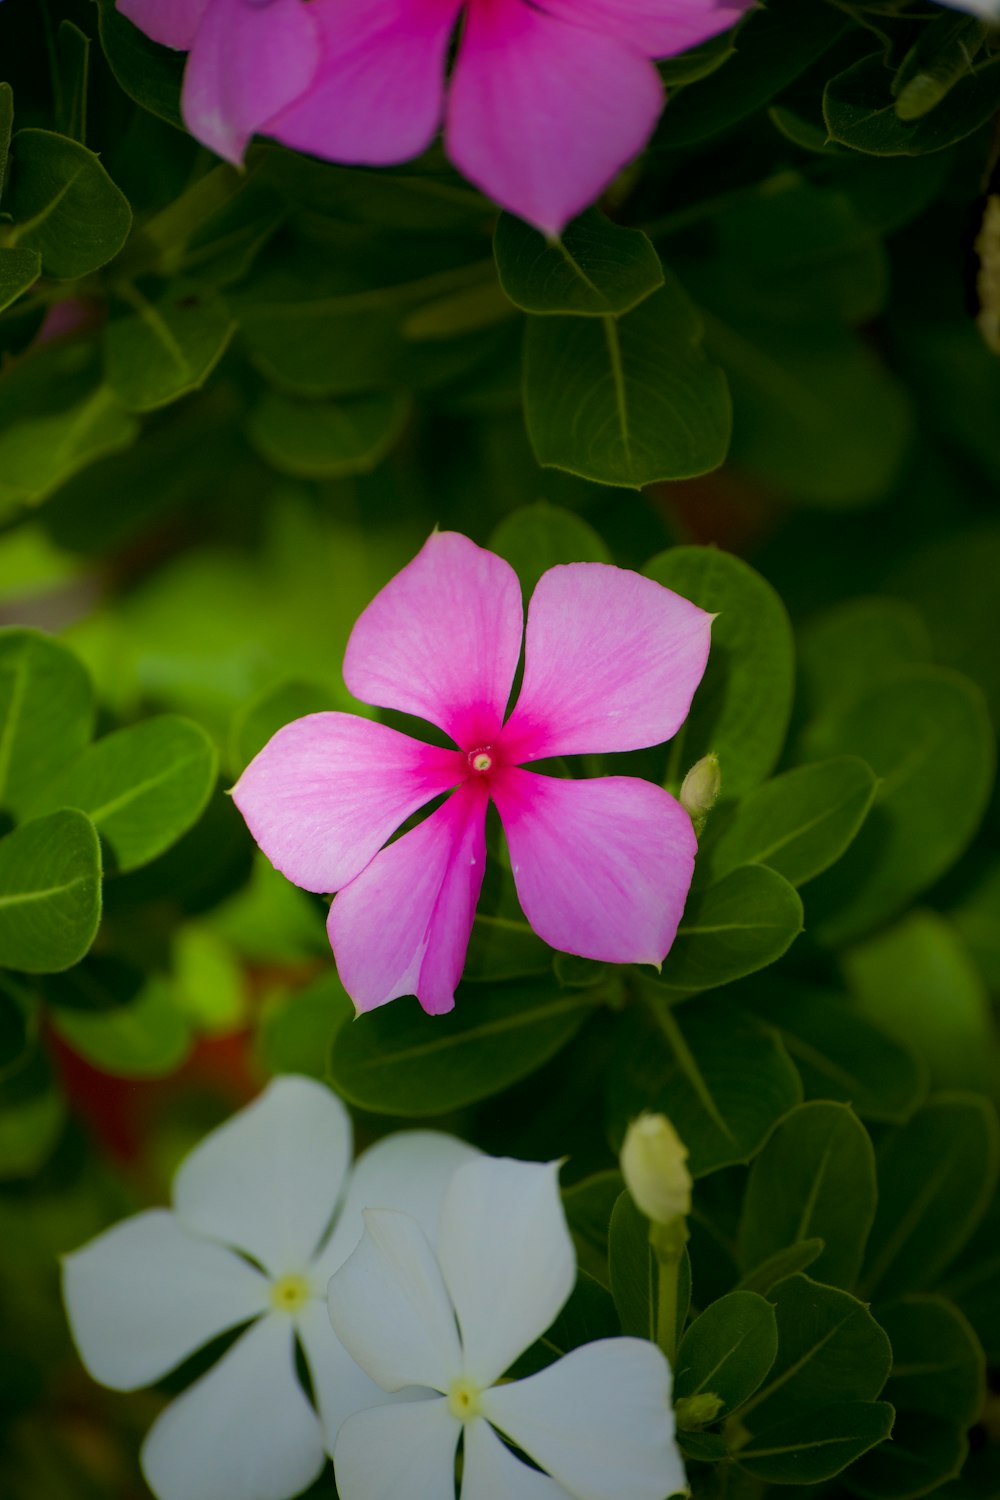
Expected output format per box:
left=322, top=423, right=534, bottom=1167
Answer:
left=173, top=1076, right=352, bottom=1276
left=463, top=1417, right=571, bottom=1500
left=480, top=1338, right=684, bottom=1500
left=140, top=1315, right=326, bottom=1500
left=438, top=1159, right=574, bottom=1385
left=296, top=1297, right=393, bottom=1453
left=312, top=1130, right=480, bottom=1282
left=327, top=1208, right=462, bottom=1393
left=62, top=1209, right=270, bottom=1390
left=333, top=1398, right=459, bottom=1500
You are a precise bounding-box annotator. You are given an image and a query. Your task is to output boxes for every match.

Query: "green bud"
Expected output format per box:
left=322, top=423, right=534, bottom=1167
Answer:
left=675, top=1392, right=725, bottom=1431
left=679, top=752, right=721, bottom=836
left=620, top=1111, right=692, bottom=1232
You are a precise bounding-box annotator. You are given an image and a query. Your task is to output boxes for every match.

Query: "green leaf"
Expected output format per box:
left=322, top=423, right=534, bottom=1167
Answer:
left=797, top=598, right=931, bottom=724
left=614, top=994, right=802, bottom=1176
left=0, top=83, right=12, bottom=203
left=846, top=1411, right=967, bottom=1500
left=95, top=0, right=185, bottom=129
left=741, top=985, right=926, bottom=1124
left=489, top=501, right=611, bottom=599
left=562, top=1170, right=622, bottom=1287
left=172, top=923, right=246, bottom=1034
left=0, top=974, right=37, bottom=1080
left=675, top=1290, right=778, bottom=1418
left=229, top=679, right=337, bottom=775
left=608, top=1189, right=691, bottom=1341
left=48, top=968, right=190, bottom=1077
left=740, top=1274, right=892, bottom=1433
left=801, top=669, right=995, bottom=946
left=5, top=128, right=131, bottom=278
left=0, top=247, right=41, bottom=314
left=877, top=1296, right=985, bottom=1426
left=30, top=715, right=217, bottom=874
left=0, top=1061, right=65, bottom=1178
left=0, top=628, right=94, bottom=818
left=0, top=810, right=101, bottom=973
left=824, top=50, right=1000, bottom=156
left=523, top=277, right=731, bottom=488
left=247, top=390, right=409, bottom=478
left=843, top=912, right=997, bottom=1094
left=938, top=1196, right=1000, bottom=1365
left=257, top=972, right=354, bottom=1081
left=738, top=1102, right=877, bottom=1290
left=860, top=1095, right=1000, bottom=1301
left=644, top=546, right=795, bottom=796
left=328, top=979, right=595, bottom=1115
left=737, top=1239, right=826, bottom=1296
left=494, top=209, right=663, bottom=316
left=104, top=289, right=236, bottom=412
left=56, top=21, right=90, bottom=144
left=464, top=914, right=552, bottom=983
left=707, top=757, right=877, bottom=888
left=735, top=1401, right=896, bottom=1484
left=653, top=866, right=803, bottom=996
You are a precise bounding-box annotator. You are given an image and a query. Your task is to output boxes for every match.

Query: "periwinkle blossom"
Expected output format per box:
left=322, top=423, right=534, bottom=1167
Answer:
left=62, top=1075, right=477, bottom=1500
left=327, top=1154, right=687, bottom=1500
left=118, top=0, right=752, bottom=232
left=233, top=531, right=714, bottom=1017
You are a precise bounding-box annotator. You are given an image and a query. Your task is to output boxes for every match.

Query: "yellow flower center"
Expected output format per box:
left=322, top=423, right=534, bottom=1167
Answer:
left=447, top=1375, right=484, bottom=1422
left=269, top=1273, right=312, bottom=1316
left=468, top=748, right=494, bottom=775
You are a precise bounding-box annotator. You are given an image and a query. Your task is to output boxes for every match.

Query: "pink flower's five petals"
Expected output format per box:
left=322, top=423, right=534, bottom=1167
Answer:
left=492, top=770, right=697, bottom=967
left=118, top=0, right=210, bottom=50
left=501, top=562, right=713, bottom=762
left=231, top=713, right=462, bottom=895
left=181, top=0, right=319, bottom=165
left=343, top=532, right=523, bottom=747
left=328, top=782, right=489, bottom=1015
left=539, top=0, right=753, bottom=58
left=269, top=0, right=461, bottom=166
left=446, top=0, right=663, bottom=235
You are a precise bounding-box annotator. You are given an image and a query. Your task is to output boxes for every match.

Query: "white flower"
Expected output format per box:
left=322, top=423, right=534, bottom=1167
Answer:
left=61, top=1075, right=477, bottom=1500
left=327, top=1155, right=686, bottom=1500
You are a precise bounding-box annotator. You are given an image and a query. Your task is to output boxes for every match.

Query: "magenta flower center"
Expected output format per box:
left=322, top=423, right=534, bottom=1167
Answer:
left=467, top=746, right=496, bottom=777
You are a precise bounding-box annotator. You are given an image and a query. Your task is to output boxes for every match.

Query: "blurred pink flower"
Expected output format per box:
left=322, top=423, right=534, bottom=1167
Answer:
left=119, top=0, right=751, bottom=231
left=233, top=532, right=713, bottom=1017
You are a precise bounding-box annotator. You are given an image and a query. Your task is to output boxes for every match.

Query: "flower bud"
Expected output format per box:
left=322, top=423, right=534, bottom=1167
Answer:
left=680, top=753, right=721, bottom=836
left=620, top=1112, right=692, bottom=1227
left=675, top=1393, right=725, bottom=1431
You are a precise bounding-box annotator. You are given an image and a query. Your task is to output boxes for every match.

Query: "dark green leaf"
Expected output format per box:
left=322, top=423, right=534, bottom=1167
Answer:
left=801, top=669, right=995, bottom=946
left=229, top=679, right=340, bottom=776
left=0, top=974, right=37, bottom=1080
left=5, top=128, right=131, bottom=278
left=797, top=598, right=931, bottom=724
left=0, top=1054, right=65, bottom=1178
left=523, top=277, right=731, bottom=488
left=825, top=50, right=1000, bottom=156
left=464, top=914, right=552, bottom=983
left=614, top=994, right=802, bottom=1176
left=848, top=1413, right=967, bottom=1500
left=741, top=985, right=926, bottom=1124
left=494, top=209, right=663, bottom=316
left=707, top=757, right=877, bottom=888
left=96, top=0, right=185, bottom=129
left=0, top=810, right=101, bottom=973
left=247, top=390, right=409, bottom=478
left=937, top=1195, right=1000, bottom=1364
left=104, top=289, right=236, bottom=412
left=653, top=866, right=803, bottom=996
left=0, top=247, right=41, bottom=314
left=737, top=1240, right=826, bottom=1296
left=644, top=546, right=795, bottom=796
left=860, top=1096, right=1000, bottom=1301
left=0, top=83, right=12, bottom=203
left=736, top=1401, right=896, bottom=1484
left=328, top=978, right=595, bottom=1115
left=30, top=715, right=217, bottom=874
left=877, top=1296, right=984, bottom=1426
left=739, top=1102, right=877, bottom=1290
left=49, top=971, right=190, bottom=1076
left=489, top=501, right=611, bottom=599
left=607, top=1189, right=687, bottom=1341
left=0, top=628, right=94, bottom=818
left=562, top=1170, right=622, bottom=1287
left=675, top=1290, right=778, bottom=1418
left=257, top=972, right=353, bottom=1081
left=56, top=21, right=90, bottom=144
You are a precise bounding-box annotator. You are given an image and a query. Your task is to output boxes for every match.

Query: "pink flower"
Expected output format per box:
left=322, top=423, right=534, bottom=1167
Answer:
left=119, top=0, right=751, bottom=233
left=232, top=532, right=713, bottom=1016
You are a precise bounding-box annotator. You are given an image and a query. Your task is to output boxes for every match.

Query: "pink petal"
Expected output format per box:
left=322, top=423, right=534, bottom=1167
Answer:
left=538, top=0, right=753, bottom=58
left=231, top=713, right=462, bottom=894
left=343, top=533, right=524, bottom=749
left=267, top=0, right=461, bottom=165
left=501, top=563, right=713, bottom=762
left=181, top=0, right=320, bottom=165
left=446, top=0, right=664, bottom=235
left=328, top=783, right=489, bottom=1015
left=492, top=770, right=696, bottom=966
left=118, top=0, right=210, bottom=50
